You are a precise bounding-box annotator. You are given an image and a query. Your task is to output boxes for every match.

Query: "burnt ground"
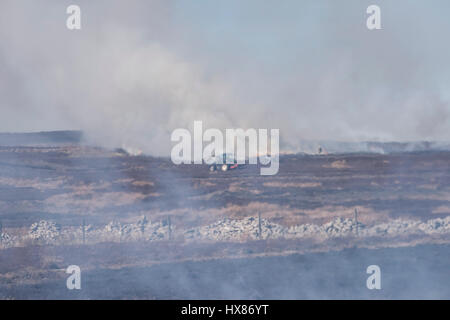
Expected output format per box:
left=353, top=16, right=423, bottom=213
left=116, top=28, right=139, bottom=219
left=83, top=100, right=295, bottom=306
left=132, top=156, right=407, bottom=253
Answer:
left=0, top=145, right=449, bottom=228
left=1, top=243, right=448, bottom=299
left=0, top=141, right=449, bottom=299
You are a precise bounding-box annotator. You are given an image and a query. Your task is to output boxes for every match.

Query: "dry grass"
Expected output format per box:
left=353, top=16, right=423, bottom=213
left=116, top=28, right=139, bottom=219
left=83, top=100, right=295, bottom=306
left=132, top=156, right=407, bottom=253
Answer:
left=131, top=180, right=154, bottom=187
left=143, top=202, right=391, bottom=228
left=0, top=177, right=66, bottom=190
left=263, top=181, right=322, bottom=188
left=432, top=206, right=450, bottom=215
left=228, top=182, right=262, bottom=194
left=323, top=160, right=350, bottom=169
left=44, top=191, right=148, bottom=214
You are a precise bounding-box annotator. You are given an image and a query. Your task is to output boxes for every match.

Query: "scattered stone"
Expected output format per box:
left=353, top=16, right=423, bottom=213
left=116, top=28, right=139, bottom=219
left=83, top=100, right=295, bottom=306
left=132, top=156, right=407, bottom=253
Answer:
left=29, top=220, right=61, bottom=243
left=0, top=232, right=13, bottom=247
left=137, top=215, right=148, bottom=233
left=104, top=221, right=122, bottom=234
left=1, top=215, right=448, bottom=249
left=322, top=217, right=363, bottom=237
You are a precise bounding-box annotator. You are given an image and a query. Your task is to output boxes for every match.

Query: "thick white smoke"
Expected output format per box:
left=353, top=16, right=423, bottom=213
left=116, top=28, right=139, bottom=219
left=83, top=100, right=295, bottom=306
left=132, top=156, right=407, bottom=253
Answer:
left=0, top=0, right=449, bottom=155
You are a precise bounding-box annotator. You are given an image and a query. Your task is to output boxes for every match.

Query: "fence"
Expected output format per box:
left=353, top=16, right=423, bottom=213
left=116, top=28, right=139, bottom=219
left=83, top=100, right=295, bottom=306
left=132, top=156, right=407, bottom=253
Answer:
left=0, top=210, right=371, bottom=250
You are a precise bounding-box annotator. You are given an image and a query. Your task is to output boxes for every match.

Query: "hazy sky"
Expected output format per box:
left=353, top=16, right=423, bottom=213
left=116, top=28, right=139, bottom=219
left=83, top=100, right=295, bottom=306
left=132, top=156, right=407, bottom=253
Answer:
left=0, top=0, right=449, bottom=154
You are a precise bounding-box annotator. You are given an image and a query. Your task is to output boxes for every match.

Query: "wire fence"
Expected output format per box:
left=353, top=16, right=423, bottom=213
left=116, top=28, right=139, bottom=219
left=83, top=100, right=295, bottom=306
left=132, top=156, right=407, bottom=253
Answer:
left=8, top=209, right=447, bottom=252
left=0, top=211, right=369, bottom=250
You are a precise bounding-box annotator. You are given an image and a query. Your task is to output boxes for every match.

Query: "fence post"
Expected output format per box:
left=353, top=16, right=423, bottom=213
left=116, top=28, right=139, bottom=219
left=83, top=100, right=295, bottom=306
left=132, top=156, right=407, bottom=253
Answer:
left=258, top=212, right=262, bottom=239
left=0, top=220, right=3, bottom=245
left=141, top=215, right=146, bottom=240
left=354, top=208, right=359, bottom=236
left=141, top=216, right=146, bottom=235
left=168, top=216, right=172, bottom=240
left=82, top=218, right=86, bottom=244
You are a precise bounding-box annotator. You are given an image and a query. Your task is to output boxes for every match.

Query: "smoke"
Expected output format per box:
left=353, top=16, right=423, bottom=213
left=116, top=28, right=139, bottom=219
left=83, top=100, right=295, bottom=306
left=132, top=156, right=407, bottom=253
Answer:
left=0, top=0, right=449, bottom=156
